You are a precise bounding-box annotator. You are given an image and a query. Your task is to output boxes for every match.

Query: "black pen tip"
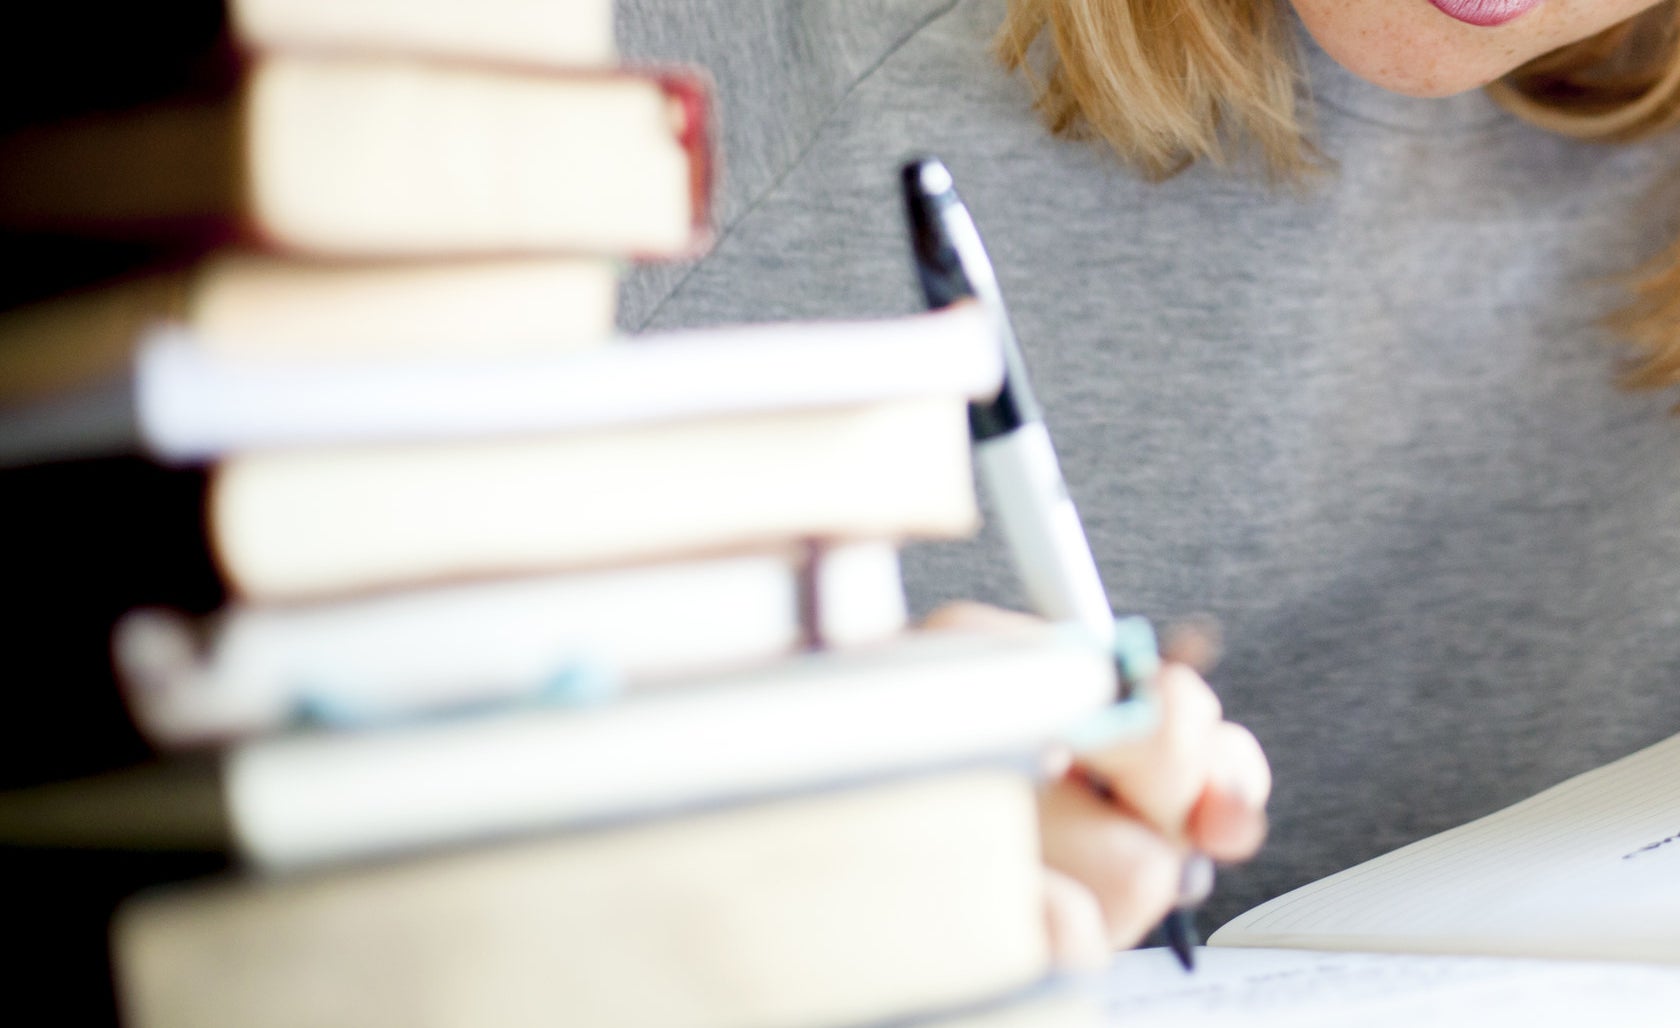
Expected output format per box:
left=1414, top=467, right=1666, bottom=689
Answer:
left=1163, top=910, right=1199, bottom=972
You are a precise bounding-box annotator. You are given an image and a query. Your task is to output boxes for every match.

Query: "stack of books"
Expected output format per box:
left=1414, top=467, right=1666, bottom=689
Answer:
left=0, top=2, right=1120, bottom=1026
left=0, top=0, right=704, bottom=418
left=3, top=316, right=1123, bottom=1028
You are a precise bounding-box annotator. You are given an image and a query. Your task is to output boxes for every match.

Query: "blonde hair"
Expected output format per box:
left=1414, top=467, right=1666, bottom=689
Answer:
left=996, top=0, right=1680, bottom=391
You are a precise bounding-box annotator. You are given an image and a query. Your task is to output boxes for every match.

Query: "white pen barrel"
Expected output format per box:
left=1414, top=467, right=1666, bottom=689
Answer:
left=975, top=422, right=1115, bottom=644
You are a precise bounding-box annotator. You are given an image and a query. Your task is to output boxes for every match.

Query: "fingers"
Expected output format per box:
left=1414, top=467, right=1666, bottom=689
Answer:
left=1078, top=662, right=1223, bottom=832
left=1189, top=789, right=1268, bottom=863
left=1041, top=716, right=1267, bottom=960
left=1041, top=868, right=1109, bottom=971
left=1187, top=720, right=1271, bottom=861
left=1038, top=775, right=1182, bottom=949
left=922, top=602, right=1273, bottom=953
left=1065, top=651, right=1269, bottom=861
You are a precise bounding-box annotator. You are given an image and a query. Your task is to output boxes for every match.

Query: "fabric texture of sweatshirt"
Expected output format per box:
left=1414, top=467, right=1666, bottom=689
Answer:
left=616, top=0, right=1680, bottom=930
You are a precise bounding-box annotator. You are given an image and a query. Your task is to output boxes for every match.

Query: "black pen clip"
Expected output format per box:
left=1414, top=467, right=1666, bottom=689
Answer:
left=900, top=156, right=1041, bottom=439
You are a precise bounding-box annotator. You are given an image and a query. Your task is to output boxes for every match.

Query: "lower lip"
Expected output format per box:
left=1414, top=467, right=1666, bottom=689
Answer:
left=1427, top=0, right=1543, bottom=26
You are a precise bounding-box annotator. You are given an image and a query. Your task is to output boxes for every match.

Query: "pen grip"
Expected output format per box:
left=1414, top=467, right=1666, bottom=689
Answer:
left=974, top=422, right=1114, bottom=643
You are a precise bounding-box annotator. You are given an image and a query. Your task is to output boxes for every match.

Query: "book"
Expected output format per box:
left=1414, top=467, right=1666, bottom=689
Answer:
left=1208, top=729, right=1680, bottom=963
left=112, top=768, right=1052, bottom=1028
left=0, top=625, right=1114, bottom=870
left=0, top=254, right=619, bottom=407
left=210, top=395, right=977, bottom=601
left=115, top=541, right=907, bottom=746
left=228, top=0, right=617, bottom=68
left=136, top=303, right=1000, bottom=459
left=0, top=0, right=618, bottom=137
left=1096, top=945, right=1680, bottom=1026
left=0, top=53, right=711, bottom=259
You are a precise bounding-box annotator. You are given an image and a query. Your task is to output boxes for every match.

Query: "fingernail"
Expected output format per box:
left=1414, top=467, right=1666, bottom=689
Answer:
left=1162, top=614, right=1223, bottom=674
left=1179, top=853, right=1215, bottom=905
left=1216, top=765, right=1268, bottom=809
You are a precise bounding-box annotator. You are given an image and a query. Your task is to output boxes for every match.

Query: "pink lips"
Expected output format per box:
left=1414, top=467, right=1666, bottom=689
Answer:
left=1427, top=0, right=1543, bottom=27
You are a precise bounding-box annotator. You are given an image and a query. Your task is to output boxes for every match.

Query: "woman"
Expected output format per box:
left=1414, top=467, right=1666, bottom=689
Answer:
left=617, top=0, right=1680, bottom=965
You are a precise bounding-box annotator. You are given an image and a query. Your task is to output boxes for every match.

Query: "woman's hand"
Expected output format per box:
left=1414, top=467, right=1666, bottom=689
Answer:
left=921, top=601, right=1271, bottom=969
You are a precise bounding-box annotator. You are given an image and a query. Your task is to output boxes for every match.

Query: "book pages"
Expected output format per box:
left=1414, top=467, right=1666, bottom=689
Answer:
left=1100, top=946, right=1680, bottom=1027
left=1212, top=732, right=1680, bottom=961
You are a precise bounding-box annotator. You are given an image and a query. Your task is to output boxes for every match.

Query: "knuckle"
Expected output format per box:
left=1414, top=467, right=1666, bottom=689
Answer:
left=1159, top=664, right=1223, bottom=724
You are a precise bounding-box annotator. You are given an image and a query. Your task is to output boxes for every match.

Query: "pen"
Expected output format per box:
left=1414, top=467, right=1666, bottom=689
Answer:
left=900, top=155, right=1206, bottom=972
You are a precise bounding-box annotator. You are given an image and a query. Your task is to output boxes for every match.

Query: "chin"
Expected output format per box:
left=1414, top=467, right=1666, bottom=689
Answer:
left=1308, top=37, right=1507, bottom=99
left=1348, top=67, right=1498, bottom=100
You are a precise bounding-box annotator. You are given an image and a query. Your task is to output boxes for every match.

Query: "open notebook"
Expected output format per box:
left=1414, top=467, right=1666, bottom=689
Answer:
left=1096, top=735, right=1680, bottom=1025
left=1208, top=729, right=1680, bottom=963
left=1099, top=946, right=1680, bottom=1027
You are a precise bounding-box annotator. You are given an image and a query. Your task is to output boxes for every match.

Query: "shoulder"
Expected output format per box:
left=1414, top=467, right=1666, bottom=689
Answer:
left=614, top=0, right=975, bottom=232
left=616, top=0, right=1138, bottom=329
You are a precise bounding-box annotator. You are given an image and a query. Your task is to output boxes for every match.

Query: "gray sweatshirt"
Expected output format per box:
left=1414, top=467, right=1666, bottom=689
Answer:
left=617, top=0, right=1680, bottom=930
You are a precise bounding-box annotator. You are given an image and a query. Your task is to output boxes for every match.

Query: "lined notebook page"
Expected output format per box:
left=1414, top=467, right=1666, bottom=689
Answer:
left=1209, top=732, right=1680, bottom=961
left=1100, top=947, right=1680, bottom=1027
